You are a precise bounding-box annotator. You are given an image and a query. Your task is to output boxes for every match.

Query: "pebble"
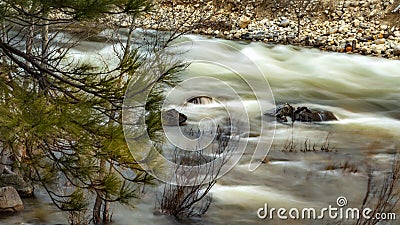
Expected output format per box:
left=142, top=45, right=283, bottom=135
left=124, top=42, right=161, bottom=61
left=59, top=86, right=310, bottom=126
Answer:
left=135, top=0, right=400, bottom=59
left=238, top=16, right=251, bottom=28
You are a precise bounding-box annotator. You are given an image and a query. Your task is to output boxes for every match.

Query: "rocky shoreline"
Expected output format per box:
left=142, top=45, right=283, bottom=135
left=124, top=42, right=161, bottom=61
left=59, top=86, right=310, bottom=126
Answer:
left=135, top=0, right=400, bottom=59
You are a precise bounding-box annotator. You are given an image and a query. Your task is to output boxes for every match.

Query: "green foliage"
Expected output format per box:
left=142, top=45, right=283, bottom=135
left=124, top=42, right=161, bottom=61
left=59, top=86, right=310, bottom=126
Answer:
left=62, top=189, right=90, bottom=211
left=0, top=0, right=152, bottom=21
left=0, top=0, right=181, bottom=223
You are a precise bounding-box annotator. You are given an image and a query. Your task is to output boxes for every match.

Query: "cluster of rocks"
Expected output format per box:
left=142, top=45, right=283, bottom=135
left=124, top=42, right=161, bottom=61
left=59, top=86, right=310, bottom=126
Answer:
left=135, top=0, right=400, bottom=59
left=0, top=161, right=34, bottom=213
left=272, top=103, right=337, bottom=123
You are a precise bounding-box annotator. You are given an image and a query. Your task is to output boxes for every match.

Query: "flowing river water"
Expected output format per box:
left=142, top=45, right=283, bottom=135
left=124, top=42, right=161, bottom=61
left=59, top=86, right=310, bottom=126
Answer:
left=1, top=34, right=400, bottom=225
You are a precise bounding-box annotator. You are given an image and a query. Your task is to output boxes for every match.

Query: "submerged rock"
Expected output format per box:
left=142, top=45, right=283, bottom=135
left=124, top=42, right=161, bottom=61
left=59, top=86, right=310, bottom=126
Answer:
left=162, top=109, right=187, bottom=126
left=0, top=186, right=24, bottom=213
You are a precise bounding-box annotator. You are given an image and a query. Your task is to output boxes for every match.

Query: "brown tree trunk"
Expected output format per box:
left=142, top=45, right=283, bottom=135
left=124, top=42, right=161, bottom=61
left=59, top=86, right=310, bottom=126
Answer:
left=41, top=12, right=49, bottom=63
left=24, top=21, right=35, bottom=90
left=93, top=159, right=106, bottom=225
left=102, top=199, right=111, bottom=223
left=102, top=164, right=112, bottom=224
left=93, top=193, right=103, bottom=225
left=40, top=11, right=49, bottom=93
left=26, top=24, right=34, bottom=56
left=102, top=109, right=117, bottom=224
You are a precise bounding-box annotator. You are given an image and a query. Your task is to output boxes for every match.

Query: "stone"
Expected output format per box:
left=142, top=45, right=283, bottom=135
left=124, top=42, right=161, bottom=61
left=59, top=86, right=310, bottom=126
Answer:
left=353, top=19, right=360, bottom=27
left=279, top=18, right=290, bottom=28
left=345, top=44, right=353, bottom=52
left=0, top=174, right=33, bottom=197
left=238, top=16, right=251, bottom=28
left=329, top=28, right=338, bottom=34
left=338, top=26, right=349, bottom=34
left=371, top=44, right=387, bottom=54
left=394, top=45, right=400, bottom=56
left=381, top=25, right=388, bottom=30
left=361, top=46, right=371, bottom=55
left=0, top=186, right=24, bottom=213
left=273, top=103, right=337, bottom=123
left=162, top=109, right=187, bottom=126
left=253, top=31, right=266, bottom=40
left=374, top=38, right=386, bottom=45
left=360, top=23, right=370, bottom=29
left=240, top=32, right=252, bottom=40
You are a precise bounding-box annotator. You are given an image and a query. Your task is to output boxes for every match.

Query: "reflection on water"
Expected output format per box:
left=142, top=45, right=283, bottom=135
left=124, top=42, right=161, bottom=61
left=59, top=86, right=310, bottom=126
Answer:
left=2, top=35, right=400, bottom=225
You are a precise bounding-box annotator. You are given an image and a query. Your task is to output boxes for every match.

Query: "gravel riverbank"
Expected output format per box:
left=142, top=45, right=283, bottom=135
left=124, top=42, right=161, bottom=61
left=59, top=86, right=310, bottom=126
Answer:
left=136, top=0, right=400, bottom=59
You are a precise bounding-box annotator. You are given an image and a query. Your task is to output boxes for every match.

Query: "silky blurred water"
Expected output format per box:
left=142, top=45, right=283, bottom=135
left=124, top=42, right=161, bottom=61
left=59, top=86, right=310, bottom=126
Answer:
left=2, top=34, right=400, bottom=225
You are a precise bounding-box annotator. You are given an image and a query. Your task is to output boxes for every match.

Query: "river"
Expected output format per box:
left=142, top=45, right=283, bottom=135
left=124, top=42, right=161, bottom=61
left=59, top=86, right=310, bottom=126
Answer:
left=1, top=34, right=400, bottom=225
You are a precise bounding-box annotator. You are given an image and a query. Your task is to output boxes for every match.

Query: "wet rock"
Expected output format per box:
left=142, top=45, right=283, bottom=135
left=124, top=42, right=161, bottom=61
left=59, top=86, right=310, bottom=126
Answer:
left=162, top=109, right=187, bottom=126
left=272, top=103, right=337, bottom=123
left=241, top=32, right=252, bottom=40
left=0, top=174, right=33, bottom=197
left=295, top=108, right=337, bottom=122
left=186, top=96, right=214, bottom=105
left=0, top=186, right=24, bottom=213
left=253, top=31, right=265, bottom=40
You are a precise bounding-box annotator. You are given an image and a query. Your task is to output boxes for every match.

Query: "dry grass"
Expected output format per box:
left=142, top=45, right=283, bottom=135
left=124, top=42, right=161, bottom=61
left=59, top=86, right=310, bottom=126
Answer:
left=323, top=161, right=359, bottom=174
left=281, top=134, right=336, bottom=153
left=356, top=154, right=400, bottom=225
left=155, top=126, right=238, bottom=217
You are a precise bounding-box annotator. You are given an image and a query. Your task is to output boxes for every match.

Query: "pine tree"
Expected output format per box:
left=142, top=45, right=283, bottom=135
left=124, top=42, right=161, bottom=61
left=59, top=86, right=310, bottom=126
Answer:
left=0, top=0, right=181, bottom=224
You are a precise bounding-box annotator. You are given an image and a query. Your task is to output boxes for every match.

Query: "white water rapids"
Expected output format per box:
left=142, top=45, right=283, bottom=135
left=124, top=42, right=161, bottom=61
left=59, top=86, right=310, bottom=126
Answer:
left=2, top=33, right=400, bottom=225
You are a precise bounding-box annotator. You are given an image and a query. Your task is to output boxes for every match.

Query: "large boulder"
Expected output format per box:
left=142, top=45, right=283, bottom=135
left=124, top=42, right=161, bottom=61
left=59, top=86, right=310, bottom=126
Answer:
left=162, top=109, right=187, bottom=126
left=0, top=186, right=24, bottom=213
left=0, top=174, right=33, bottom=197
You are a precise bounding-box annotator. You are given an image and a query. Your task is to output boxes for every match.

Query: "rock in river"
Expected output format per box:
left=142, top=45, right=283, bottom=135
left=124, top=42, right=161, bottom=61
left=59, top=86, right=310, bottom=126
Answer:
left=273, top=103, right=338, bottom=123
left=162, top=109, right=187, bottom=126
left=185, top=95, right=214, bottom=105
left=0, top=174, right=34, bottom=197
left=0, top=186, right=24, bottom=213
